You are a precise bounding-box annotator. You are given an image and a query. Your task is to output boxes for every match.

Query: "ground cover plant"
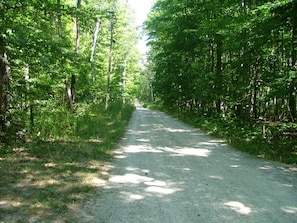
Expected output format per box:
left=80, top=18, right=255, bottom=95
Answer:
left=143, top=101, right=297, bottom=165
left=192, top=116, right=297, bottom=164
left=141, top=0, right=297, bottom=164
left=0, top=102, right=135, bottom=223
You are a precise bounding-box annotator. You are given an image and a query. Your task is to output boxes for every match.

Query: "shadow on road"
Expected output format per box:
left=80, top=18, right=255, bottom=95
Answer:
left=81, top=105, right=297, bottom=223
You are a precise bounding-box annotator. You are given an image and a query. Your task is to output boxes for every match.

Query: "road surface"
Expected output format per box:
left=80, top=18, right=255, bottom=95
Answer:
left=79, top=101, right=297, bottom=222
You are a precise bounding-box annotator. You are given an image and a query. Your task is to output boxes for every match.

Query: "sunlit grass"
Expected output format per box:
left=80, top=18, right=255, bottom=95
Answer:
left=0, top=102, right=135, bottom=222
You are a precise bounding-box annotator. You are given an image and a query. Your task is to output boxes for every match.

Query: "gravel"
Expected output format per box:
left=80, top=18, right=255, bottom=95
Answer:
left=79, top=101, right=297, bottom=223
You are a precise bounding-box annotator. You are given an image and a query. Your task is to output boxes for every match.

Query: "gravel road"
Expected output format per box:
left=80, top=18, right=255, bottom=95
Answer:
left=80, top=101, right=297, bottom=222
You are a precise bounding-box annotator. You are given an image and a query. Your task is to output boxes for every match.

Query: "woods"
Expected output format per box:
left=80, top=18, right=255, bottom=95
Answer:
left=0, top=1, right=297, bottom=221
left=0, top=1, right=140, bottom=221
left=1, top=0, right=296, bottom=161
left=145, top=0, right=297, bottom=123
left=143, top=0, right=297, bottom=162
left=0, top=0, right=141, bottom=142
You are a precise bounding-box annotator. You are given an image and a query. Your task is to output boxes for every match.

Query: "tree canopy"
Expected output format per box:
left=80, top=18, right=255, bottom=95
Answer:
left=144, top=0, right=297, bottom=123
left=0, top=0, right=142, bottom=141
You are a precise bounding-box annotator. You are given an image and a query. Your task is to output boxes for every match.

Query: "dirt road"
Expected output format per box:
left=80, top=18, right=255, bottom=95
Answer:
left=80, top=101, right=297, bottom=222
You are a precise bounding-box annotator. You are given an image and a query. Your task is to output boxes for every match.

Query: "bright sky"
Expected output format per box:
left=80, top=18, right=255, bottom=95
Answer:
left=128, top=0, right=154, bottom=26
left=127, top=0, right=155, bottom=55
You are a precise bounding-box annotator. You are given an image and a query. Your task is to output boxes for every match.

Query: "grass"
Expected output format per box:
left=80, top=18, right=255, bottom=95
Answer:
left=0, top=102, right=135, bottom=223
left=192, top=116, right=297, bottom=164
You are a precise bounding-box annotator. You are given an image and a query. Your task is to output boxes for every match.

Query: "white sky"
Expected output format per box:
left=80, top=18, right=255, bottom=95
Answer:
left=127, top=0, right=155, bottom=55
left=128, top=0, right=154, bottom=26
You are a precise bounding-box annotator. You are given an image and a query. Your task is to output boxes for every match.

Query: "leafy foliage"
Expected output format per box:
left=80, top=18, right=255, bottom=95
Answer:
left=0, top=101, right=135, bottom=222
left=143, top=0, right=297, bottom=162
left=0, top=0, right=141, bottom=142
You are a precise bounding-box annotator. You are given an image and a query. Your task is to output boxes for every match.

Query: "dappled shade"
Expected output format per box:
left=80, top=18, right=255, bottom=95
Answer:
left=79, top=104, right=297, bottom=222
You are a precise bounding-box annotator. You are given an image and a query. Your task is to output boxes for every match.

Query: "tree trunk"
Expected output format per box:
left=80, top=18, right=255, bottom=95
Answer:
left=65, top=80, right=73, bottom=112
left=75, top=0, right=81, bottom=54
left=0, top=37, right=10, bottom=134
left=90, top=17, right=101, bottom=62
left=252, top=70, right=258, bottom=119
left=71, top=74, right=76, bottom=103
left=105, top=8, right=115, bottom=109
left=66, top=0, right=81, bottom=109
left=57, top=0, right=62, bottom=37
left=289, top=1, right=297, bottom=122
left=215, top=32, right=223, bottom=114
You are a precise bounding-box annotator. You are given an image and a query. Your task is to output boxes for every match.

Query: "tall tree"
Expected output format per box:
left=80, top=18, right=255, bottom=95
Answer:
left=0, top=36, right=10, bottom=135
left=145, top=0, right=296, bottom=123
left=289, top=0, right=297, bottom=122
left=0, top=0, right=141, bottom=140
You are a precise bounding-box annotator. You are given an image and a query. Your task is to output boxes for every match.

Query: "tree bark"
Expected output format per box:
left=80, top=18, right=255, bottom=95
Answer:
left=0, top=37, right=10, bottom=134
left=57, top=0, right=62, bottom=37
left=90, top=17, right=101, bottom=62
left=215, top=32, right=223, bottom=114
left=105, top=8, right=115, bottom=109
left=66, top=0, right=81, bottom=109
left=289, top=1, right=297, bottom=122
left=71, top=74, right=76, bottom=103
left=65, top=80, right=73, bottom=112
left=252, top=69, right=258, bottom=119
left=75, top=0, right=81, bottom=54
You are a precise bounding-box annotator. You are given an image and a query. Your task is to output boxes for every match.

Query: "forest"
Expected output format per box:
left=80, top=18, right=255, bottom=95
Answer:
left=0, top=0, right=296, bottom=162
left=143, top=0, right=297, bottom=163
left=0, top=1, right=140, bottom=221
left=0, top=0, right=141, bottom=142
left=2, top=0, right=296, bottom=155
left=0, top=0, right=297, bottom=221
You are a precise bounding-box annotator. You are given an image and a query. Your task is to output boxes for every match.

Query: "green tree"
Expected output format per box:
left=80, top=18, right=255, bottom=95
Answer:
left=145, top=0, right=296, bottom=123
left=0, top=0, right=141, bottom=141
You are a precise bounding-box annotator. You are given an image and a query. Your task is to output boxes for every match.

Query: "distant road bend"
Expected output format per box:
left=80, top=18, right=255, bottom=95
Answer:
left=80, top=100, right=297, bottom=223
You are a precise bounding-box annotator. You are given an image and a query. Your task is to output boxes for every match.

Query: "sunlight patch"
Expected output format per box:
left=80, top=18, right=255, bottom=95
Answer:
left=92, top=177, right=106, bottom=186
left=35, top=179, right=60, bottom=187
left=281, top=183, right=293, bottom=188
left=199, top=140, right=224, bottom=146
left=129, top=194, right=145, bottom=201
left=282, top=206, right=297, bottom=214
left=137, top=138, right=150, bottom=142
left=109, top=174, right=153, bottom=184
left=44, top=162, right=57, bottom=168
left=224, top=201, right=252, bottom=215
left=209, top=175, right=224, bottom=180
left=174, top=148, right=210, bottom=157
left=126, top=167, right=139, bottom=171
left=124, top=145, right=162, bottom=153
left=164, top=127, right=192, bottom=133
left=87, top=138, right=103, bottom=143
left=0, top=200, right=22, bottom=209
left=182, top=168, right=190, bottom=171
left=144, top=180, right=167, bottom=187
left=259, top=165, right=274, bottom=170
left=145, top=186, right=177, bottom=195
left=114, top=155, right=127, bottom=159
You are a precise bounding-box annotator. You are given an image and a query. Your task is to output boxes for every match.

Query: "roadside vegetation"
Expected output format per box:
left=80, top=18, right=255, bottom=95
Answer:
left=192, top=116, right=297, bottom=164
left=140, top=0, right=297, bottom=165
left=0, top=1, right=139, bottom=221
left=142, top=101, right=297, bottom=164
left=0, top=102, right=135, bottom=222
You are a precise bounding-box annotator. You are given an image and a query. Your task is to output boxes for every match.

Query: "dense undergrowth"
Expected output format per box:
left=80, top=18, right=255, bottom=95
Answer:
left=192, top=116, right=297, bottom=164
left=0, top=102, right=135, bottom=223
left=143, top=102, right=297, bottom=165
